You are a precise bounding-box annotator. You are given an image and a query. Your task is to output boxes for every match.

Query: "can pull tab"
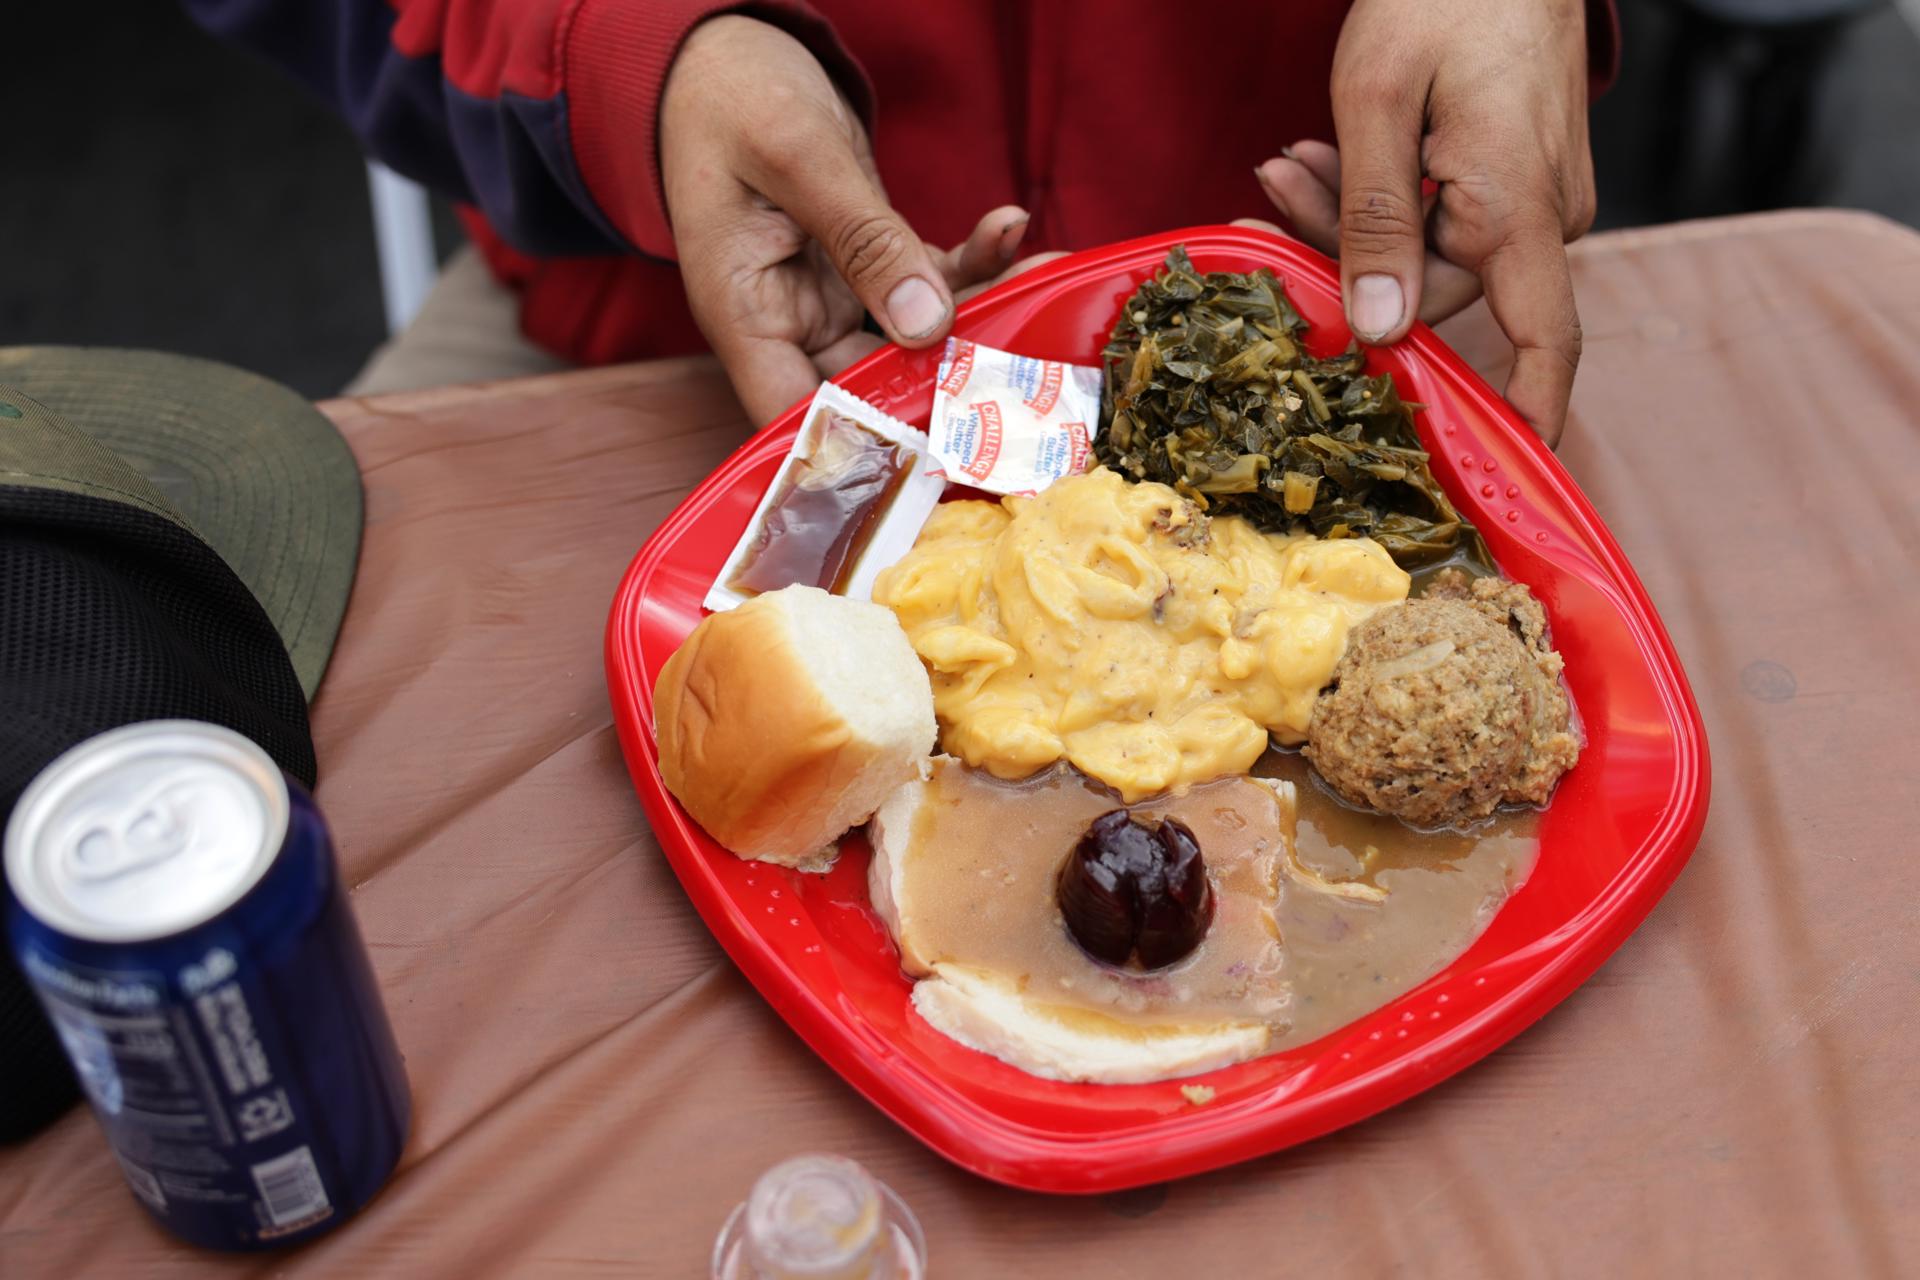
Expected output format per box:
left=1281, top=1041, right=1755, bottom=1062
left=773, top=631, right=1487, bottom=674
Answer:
left=65, top=791, right=194, bottom=883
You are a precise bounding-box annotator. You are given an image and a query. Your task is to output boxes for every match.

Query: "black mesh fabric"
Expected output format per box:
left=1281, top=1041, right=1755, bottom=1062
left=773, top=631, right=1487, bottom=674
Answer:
left=2, top=483, right=317, bottom=1142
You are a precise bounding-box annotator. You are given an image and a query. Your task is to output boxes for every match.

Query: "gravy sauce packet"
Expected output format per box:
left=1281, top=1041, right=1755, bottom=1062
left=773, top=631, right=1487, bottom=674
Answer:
left=705, top=381, right=945, bottom=612
left=928, top=338, right=1103, bottom=495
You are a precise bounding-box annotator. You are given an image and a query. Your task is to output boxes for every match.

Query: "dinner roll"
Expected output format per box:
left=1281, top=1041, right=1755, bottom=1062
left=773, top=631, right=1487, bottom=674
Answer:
left=653, top=585, right=936, bottom=865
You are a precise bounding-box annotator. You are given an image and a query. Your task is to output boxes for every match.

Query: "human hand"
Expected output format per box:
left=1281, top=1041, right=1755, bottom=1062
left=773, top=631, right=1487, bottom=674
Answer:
left=661, top=16, right=1031, bottom=425
left=1253, top=0, right=1596, bottom=445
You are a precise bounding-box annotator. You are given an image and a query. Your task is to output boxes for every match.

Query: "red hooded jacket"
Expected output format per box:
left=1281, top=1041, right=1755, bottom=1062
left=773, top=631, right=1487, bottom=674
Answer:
left=185, top=0, right=1619, bottom=367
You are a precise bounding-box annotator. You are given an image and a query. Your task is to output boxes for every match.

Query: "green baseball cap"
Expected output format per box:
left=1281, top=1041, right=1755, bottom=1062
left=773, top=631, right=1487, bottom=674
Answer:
left=0, top=347, right=361, bottom=698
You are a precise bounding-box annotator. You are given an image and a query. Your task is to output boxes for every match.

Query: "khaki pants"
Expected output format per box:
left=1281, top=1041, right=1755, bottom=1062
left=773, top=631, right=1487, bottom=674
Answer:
left=344, top=246, right=573, bottom=396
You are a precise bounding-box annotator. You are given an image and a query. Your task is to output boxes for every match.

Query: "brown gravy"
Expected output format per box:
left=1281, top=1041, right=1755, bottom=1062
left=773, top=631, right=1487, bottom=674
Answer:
left=898, top=752, right=1538, bottom=1050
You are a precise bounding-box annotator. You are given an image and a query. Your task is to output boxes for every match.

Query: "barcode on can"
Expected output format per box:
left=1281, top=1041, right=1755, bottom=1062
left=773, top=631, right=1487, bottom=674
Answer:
left=250, top=1145, right=331, bottom=1227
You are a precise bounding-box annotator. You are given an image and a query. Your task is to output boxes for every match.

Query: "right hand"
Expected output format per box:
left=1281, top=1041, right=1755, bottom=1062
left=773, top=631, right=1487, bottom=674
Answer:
left=1252, top=0, right=1596, bottom=446
left=661, top=16, right=1030, bottom=424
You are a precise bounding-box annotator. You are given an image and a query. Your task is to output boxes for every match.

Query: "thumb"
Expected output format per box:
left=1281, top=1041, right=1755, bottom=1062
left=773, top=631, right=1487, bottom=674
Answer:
left=1330, top=76, right=1428, bottom=345
left=747, top=134, right=954, bottom=347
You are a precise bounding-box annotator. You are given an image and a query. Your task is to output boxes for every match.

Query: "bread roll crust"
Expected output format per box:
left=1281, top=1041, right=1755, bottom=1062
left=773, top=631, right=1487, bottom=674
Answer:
left=654, top=587, right=933, bottom=863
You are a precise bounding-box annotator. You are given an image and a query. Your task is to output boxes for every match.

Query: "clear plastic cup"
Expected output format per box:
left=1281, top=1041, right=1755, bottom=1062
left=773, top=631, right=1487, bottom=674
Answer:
left=712, top=1154, right=926, bottom=1280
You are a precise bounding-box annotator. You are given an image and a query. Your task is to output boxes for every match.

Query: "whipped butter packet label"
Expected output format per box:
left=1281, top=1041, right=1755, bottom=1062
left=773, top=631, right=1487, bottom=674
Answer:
left=704, top=381, right=945, bottom=613
left=928, top=338, right=1103, bottom=495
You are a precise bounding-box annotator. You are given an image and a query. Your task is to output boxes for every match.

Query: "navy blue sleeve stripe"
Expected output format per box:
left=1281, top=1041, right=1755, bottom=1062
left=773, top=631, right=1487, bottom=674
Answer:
left=181, top=0, right=629, bottom=256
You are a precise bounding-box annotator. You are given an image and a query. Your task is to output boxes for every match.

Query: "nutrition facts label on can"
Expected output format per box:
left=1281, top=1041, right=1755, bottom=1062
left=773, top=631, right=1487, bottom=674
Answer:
left=24, top=952, right=216, bottom=1138
left=19, top=946, right=333, bottom=1235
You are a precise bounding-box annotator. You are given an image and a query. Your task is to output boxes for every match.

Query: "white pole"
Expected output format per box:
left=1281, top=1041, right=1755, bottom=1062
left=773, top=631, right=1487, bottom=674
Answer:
left=364, top=161, right=437, bottom=335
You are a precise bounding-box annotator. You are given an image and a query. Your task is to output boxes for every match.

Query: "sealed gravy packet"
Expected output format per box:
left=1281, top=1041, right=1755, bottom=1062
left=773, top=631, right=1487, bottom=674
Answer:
left=704, top=381, right=946, bottom=612
left=928, top=338, right=1103, bottom=495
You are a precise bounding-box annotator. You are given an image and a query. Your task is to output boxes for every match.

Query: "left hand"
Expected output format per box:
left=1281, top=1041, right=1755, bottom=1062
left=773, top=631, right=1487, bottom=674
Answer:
left=660, top=15, right=1043, bottom=424
left=1252, top=0, right=1596, bottom=445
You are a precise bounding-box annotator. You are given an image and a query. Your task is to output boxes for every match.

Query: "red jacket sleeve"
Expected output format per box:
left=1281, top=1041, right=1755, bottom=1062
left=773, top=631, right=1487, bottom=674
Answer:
left=182, top=0, right=871, bottom=260
left=563, top=1, right=873, bottom=260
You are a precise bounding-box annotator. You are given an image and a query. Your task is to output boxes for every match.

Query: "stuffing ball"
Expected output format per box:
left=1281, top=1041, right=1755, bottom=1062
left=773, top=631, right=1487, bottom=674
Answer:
left=1305, top=571, right=1579, bottom=828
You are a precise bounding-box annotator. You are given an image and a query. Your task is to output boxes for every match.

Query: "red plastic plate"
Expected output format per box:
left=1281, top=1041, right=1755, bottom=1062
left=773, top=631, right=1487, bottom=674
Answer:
left=605, top=226, right=1709, bottom=1193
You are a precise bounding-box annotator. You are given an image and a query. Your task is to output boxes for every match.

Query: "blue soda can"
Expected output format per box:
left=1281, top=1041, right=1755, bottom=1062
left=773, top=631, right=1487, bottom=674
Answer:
left=3, top=720, right=410, bottom=1250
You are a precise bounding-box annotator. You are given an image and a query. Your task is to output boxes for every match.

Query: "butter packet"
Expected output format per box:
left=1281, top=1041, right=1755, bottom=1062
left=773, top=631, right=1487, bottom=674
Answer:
left=927, top=338, right=1103, bottom=495
left=704, top=381, right=945, bottom=613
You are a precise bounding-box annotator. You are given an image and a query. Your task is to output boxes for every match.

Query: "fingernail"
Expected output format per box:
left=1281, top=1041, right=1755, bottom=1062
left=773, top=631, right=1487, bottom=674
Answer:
left=1279, top=145, right=1298, bottom=160
left=1351, top=273, right=1405, bottom=342
left=1256, top=168, right=1290, bottom=215
left=998, top=215, right=1030, bottom=260
left=886, top=276, right=947, bottom=340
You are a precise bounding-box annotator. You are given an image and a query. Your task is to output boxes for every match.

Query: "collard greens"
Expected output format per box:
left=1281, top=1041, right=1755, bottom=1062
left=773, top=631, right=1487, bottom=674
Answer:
left=1096, top=246, right=1476, bottom=568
